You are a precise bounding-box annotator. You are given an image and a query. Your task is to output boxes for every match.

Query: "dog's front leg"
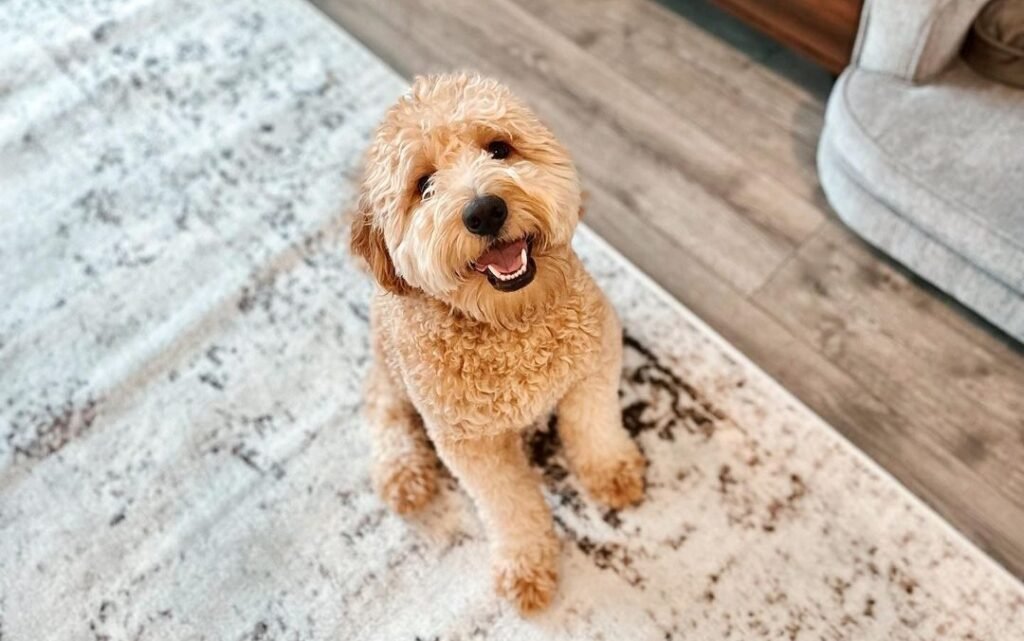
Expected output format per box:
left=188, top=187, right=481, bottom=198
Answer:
left=365, top=356, right=438, bottom=515
left=557, top=310, right=645, bottom=509
left=434, top=431, right=558, bottom=614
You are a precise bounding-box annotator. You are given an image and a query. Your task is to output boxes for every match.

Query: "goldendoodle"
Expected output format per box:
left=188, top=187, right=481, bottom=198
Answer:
left=351, top=72, right=645, bottom=613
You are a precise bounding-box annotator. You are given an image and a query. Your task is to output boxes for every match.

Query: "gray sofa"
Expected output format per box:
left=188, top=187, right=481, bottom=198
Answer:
left=818, top=0, right=1024, bottom=342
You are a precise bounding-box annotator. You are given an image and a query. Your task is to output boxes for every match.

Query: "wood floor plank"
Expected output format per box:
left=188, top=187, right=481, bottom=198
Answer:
left=518, top=0, right=827, bottom=205
left=815, top=222, right=1024, bottom=427
left=819, top=222, right=1024, bottom=369
left=753, top=225, right=1024, bottom=529
left=311, top=0, right=821, bottom=290
left=590, top=0, right=827, bottom=140
left=757, top=232, right=1019, bottom=477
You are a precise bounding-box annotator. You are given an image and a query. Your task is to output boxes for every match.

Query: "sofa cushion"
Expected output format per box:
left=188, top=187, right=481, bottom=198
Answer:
left=826, top=63, right=1024, bottom=296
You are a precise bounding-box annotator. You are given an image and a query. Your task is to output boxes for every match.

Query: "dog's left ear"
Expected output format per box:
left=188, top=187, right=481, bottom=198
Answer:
left=350, top=209, right=409, bottom=296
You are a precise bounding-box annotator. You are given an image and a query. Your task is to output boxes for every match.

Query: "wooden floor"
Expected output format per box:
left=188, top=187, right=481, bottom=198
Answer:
left=310, top=0, right=1024, bottom=577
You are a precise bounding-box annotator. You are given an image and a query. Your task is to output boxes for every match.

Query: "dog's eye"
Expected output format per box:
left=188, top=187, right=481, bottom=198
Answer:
left=487, top=140, right=512, bottom=160
left=416, top=173, right=433, bottom=198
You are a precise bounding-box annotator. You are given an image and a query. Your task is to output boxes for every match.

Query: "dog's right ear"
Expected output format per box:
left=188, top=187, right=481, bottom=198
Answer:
left=350, top=209, right=409, bottom=296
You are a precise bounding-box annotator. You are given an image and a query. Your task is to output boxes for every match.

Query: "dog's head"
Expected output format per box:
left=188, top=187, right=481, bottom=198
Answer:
left=351, top=73, right=581, bottom=324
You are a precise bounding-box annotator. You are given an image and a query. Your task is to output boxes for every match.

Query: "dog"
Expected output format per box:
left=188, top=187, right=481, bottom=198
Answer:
left=350, top=72, right=646, bottom=613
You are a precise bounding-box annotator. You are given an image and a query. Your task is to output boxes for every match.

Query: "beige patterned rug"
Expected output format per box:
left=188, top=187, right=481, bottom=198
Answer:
left=1, top=0, right=1021, bottom=639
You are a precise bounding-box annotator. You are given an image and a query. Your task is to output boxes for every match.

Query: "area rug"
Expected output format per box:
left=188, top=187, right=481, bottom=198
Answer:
left=1, top=0, right=1021, bottom=639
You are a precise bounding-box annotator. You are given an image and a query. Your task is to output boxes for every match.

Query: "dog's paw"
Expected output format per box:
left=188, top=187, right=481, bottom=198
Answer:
left=493, top=538, right=559, bottom=615
left=374, top=456, right=438, bottom=515
left=580, top=444, right=646, bottom=509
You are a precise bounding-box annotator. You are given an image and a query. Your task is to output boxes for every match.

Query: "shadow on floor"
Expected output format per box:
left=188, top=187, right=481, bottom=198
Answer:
left=656, top=0, right=835, bottom=100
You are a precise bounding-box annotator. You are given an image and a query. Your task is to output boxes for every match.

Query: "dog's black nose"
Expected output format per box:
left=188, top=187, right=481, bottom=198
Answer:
left=462, top=194, right=507, bottom=236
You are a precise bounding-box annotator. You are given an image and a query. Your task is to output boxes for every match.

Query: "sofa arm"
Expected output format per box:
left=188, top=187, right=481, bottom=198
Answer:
left=854, top=0, right=990, bottom=81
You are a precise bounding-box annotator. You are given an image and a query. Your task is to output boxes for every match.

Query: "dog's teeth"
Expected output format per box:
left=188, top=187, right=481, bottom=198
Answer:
left=484, top=248, right=529, bottom=282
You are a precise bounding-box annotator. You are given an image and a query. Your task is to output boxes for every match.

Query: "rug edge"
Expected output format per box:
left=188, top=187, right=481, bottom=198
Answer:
left=576, top=224, right=1024, bottom=591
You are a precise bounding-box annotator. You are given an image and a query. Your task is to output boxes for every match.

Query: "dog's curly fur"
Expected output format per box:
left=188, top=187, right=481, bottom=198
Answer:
left=351, top=73, right=645, bottom=613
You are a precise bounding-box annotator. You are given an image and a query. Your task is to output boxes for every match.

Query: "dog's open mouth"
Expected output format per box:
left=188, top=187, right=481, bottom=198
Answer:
left=471, top=236, right=536, bottom=292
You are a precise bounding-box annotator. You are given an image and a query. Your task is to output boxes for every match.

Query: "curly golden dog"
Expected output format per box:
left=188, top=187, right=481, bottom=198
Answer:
left=351, top=72, right=645, bottom=613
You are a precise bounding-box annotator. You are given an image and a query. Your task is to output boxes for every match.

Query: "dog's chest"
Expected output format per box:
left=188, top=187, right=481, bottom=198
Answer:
left=382, top=293, right=606, bottom=435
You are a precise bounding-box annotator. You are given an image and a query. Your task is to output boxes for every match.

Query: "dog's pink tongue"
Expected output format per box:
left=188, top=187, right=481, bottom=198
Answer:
left=474, top=238, right=526, bottom=273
